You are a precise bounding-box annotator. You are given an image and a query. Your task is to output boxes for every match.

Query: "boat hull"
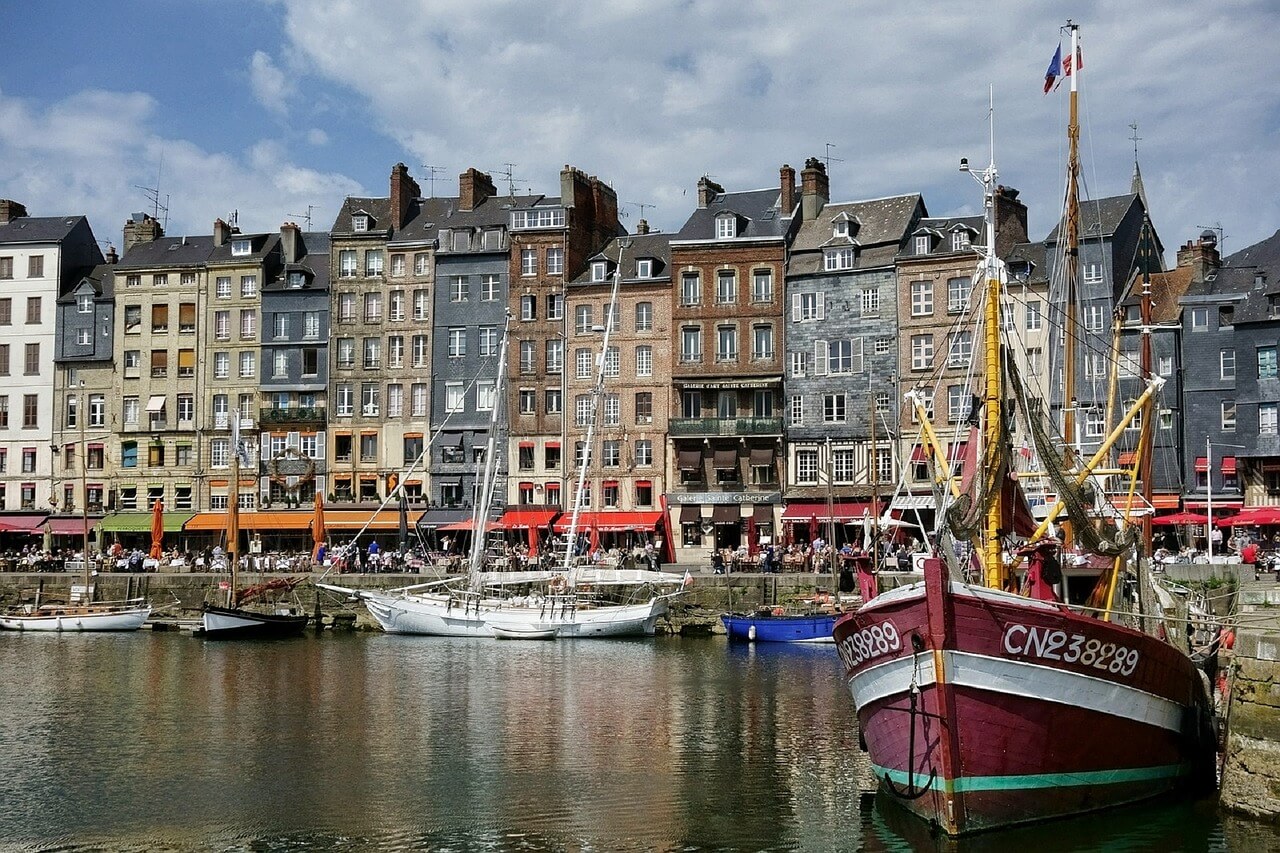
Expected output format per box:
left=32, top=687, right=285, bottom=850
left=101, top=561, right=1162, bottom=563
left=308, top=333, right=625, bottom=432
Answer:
left=721, top=612, right=837, bottom=643
left=360, top=591, right=667, bottom=638
left=0, top=603, right=151, bottom=632
left=201, top=604, right=308, bottom=639
left=835, top=567, right=1215, bottom=835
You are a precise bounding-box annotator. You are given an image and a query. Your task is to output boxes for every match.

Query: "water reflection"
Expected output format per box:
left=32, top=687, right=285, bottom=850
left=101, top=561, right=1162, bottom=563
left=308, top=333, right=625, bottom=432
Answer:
left=0, top=633, right=1274, bottom=852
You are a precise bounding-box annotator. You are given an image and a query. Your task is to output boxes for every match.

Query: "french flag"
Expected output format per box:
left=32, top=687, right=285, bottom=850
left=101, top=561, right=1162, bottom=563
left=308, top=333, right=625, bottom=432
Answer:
left=1044, top=43, right=1083, bottom=93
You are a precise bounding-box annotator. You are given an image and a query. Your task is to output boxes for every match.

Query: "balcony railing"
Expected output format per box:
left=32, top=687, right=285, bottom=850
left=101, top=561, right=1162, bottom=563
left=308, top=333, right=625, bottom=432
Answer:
left=668, top=416, right=783, bottom=437
left=259, top=406, right=327, bottom=426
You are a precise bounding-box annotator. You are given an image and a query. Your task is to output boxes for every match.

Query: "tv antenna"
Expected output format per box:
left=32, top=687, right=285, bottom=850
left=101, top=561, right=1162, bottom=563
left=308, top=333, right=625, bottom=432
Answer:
left=1196, top=221, right=1228, bottom=256
left=497, top=163, right=524, bottom=198
left=421, top=164, right=447, bottom=197
left=134, top=156, right=169, bottom=230
left=625, top=201, right=656, bottom=222
left=822, top=142, right=845, bottom=172
left=287, top=205, right=316, bottom=230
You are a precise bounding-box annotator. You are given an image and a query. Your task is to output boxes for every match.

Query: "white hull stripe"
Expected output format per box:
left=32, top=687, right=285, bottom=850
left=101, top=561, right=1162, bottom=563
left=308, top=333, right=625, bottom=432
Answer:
left=850, top=650, right=1184, bottom=734
left=858, top=580, right=1063, bottom=615
left=872, top=762, right=1187, bottom=793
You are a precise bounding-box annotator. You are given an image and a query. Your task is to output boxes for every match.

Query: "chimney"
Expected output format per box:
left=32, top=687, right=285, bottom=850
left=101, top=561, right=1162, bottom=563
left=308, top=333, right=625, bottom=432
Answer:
left=213, top=218, right=230, bottom=247
left=0, top=199, right=28, bottom=225
left=800, top=157, right=829, bottom=221
left=123, top=213, right=163, bottom=253
left=104, top=246, right=118, bottom=264
left=1176, top=232, right=1221, bottom=279
left=459, top=168, right=497, bottom=212
left=993, top=185, right=1029, bottom=256
left=779, top=165, right=796, bottom=217
left=389, top=163, right=420, bottom=231
left=635, top=219, right=650, bottom=236
left=280, top=221, right=300, bottom=264
left=697, top=176, right=724, bottom=209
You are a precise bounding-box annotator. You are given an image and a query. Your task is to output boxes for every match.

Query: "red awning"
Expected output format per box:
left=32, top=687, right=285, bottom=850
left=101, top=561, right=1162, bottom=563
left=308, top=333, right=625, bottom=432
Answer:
left=781, top=501, right=880, bottom=522
left=553, top=511, right=663, bottom=533
left=498, top=509, right=559, bottom=529
left=44, top=517, right=102, bottom=536
left=1222, top=456, right=1237, bottom=475
left=1117, top=451, right=1136, bottom=467
left=910, top=445, right=929, bottom=463
left=518, top=441, right=535, bottom=449
left=0, top=514, right=49, bottom=533
left=1195, top=457, right=1209, bottom=472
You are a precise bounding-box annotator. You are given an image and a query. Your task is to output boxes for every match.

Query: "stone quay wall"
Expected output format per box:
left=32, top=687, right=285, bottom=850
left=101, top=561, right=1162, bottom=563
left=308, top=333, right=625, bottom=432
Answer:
left=1220, top=576, right=1280, bottom=820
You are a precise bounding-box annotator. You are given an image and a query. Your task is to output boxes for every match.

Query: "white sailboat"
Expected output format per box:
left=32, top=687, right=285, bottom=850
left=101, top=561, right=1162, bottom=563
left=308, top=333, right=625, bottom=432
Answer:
left=1, top=388, right=150, bottom=632
left=320, top=247, right=687, bottom=638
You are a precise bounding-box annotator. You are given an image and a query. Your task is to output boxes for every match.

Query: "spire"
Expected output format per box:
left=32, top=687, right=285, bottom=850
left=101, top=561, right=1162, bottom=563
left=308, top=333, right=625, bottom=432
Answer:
left=1129, top=122, right=1150, bottom=210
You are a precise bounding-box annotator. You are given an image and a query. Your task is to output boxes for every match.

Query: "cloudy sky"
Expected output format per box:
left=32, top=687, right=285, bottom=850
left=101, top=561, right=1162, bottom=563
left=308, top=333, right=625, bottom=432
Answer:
left=3, top=1, right=1277, bottom=262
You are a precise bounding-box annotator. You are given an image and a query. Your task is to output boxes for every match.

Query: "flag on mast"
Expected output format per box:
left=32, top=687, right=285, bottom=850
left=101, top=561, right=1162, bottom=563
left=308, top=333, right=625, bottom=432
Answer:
left=1043, top=44, right=1062, bottom=93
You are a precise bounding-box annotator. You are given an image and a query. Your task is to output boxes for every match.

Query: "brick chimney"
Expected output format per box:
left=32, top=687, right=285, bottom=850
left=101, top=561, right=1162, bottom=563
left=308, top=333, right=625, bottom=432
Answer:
left=123, top=213, right=164, bottom=252
left=212, top=217, right=231, bottom=247
left=104, top=246, right=118, bottom=264
left=779, top=165, right=796, bottom=218
left=800, top=157, right=829, bottom=222
left=696, top=176, right=724, bottom=209
left=1176, top=231, right=1221, bottom=279
left=280, top=221, right=301, bottom=264
left=389, top=163, right=420, bottom=231
left=994, top=185, right=1029, bottom=256
left=459, top=168, right=497, bottom=212
left=0, top=199, right=28, bottom=225
left=635, top=219, right=650, bottom=236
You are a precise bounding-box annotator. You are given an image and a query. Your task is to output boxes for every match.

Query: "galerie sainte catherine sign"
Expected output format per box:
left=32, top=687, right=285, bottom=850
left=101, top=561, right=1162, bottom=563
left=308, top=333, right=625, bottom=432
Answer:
left=666, top=492, right=782, bottom=505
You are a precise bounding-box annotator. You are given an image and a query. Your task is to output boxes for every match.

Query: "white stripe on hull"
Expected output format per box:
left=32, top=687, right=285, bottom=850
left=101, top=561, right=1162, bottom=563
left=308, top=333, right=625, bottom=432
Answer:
left=201, top=609, right=298, bottom=633
left=361, top=591, right=666, bottom=638
left=850, top=650, right=1184, bottom=734
left=0, top=605, right=151, bottom=632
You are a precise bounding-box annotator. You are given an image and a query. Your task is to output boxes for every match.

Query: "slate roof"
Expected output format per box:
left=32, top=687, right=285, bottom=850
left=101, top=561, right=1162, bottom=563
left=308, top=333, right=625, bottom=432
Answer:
left=1005, top=241, right=1049, bottom=286
left=330, top=196, right=394, bottom=236
left=1182, top=264, right=1257, bottom=301
left=1044, top=194, right=1140, bottom=243
left=673, top=187, right=789, bottom=242
left=55, top=264, right=115, bottom=304
left=117, top=234, right=215, bottom=269
left=390, top=197, right=468, bottom=247
left=0, top=215, right=86, bottom=244
left=1226, top=228, right=1280, bottom=273
left=570, top=232, right=673, bottom=287
left=264, top=233, right=331, bottom=292
left=207, top=232, right=279, bottom=265
left=1227, top=267, right=1280, bottom=325
left=789, top=194, right=924, bottom=276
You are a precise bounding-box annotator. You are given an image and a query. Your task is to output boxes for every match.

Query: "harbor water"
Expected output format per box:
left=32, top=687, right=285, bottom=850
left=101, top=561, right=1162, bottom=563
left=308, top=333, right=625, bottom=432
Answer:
left=0, top=631, right=1275, bottom=852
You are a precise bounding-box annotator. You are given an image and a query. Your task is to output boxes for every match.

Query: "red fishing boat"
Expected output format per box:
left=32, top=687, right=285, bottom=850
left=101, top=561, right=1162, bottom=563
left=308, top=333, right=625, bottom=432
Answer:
left=836, top=21, right=1215, bottom=834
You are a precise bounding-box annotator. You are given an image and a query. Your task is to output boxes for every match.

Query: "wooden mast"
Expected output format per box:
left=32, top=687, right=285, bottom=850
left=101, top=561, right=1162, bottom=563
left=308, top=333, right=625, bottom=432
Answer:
left=1061, top=21, right=1082, bottom=457
left=228, top=410, right=241, bottom=607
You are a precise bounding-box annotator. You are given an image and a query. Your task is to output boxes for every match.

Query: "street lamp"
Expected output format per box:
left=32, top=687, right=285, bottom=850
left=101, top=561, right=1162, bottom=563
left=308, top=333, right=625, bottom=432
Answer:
left=1206, top=437, right=1245, bottom=562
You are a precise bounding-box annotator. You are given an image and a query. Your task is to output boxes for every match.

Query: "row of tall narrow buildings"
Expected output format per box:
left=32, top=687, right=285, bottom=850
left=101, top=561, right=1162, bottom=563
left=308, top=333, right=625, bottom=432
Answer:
left=1, top=155, right=1275, bottom=556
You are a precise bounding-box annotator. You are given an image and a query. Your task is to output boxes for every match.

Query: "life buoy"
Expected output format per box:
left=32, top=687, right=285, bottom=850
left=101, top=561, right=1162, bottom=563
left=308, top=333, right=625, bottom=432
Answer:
left=549, top=574, right=568, bottom=593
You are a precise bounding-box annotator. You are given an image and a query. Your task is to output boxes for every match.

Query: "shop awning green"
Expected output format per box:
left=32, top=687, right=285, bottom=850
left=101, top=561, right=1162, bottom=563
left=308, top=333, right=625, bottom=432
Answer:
left=99, top=512, right=194, bottom=533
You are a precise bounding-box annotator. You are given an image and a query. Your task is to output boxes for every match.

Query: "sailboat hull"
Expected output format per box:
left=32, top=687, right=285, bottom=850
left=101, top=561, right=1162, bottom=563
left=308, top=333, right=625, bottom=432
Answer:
left=201, top=604, right=308, bottom=639
left=359, top=591, right=668, bottom=638
left=835, top=572, right=1215, bottom=835
left=721, top=612, right=837, bottom=643
left=0, top=602, right=151, bottom=632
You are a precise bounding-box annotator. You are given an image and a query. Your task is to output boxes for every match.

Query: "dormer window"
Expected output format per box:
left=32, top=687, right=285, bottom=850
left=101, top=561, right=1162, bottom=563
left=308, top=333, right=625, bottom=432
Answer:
left=77, top=293, right=93, bottom=313
left=834, top=221, right=849, bottom=238
left=231, top=238, right=251, bottom=257
left=352, top=215, right=369, bottom=232
left=288, top=272, right=306, bottom=288
left=715, top=214, right=737, bottom=240
left=914, top=234, right=931, bottom=255
left=951, top=231, right=971, bottom=251
left=636, top=259, right=653, bottom=278
left=591, top=261, right=608, bottom=282
left=823, top=247, right=855, bottom=272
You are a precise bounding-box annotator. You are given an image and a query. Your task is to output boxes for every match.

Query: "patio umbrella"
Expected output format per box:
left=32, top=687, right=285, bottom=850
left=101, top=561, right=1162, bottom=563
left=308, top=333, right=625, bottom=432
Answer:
left=398, top=491, right=409, bottom=556
left=149, top=498, right=164, bottom=560
left=1151, top=512, right=1209, bottom=526
left=808, top=514, right=819, bottom=543
left=1218, top=507, right=1280, bottom=527
left=312, top=492, right=326, bottom=561
left=747, top=515, right=757, bottom=556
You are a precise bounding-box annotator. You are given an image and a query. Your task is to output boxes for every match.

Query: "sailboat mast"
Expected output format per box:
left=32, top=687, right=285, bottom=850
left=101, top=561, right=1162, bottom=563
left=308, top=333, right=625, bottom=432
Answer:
left=467, top=310, right=511, bottom=584
left=1138, top=220, right=1156, bottom=561
left=228, top=410, right=241, bottom=607
left=980, top=161, right=1004, bottom=588
left=1062, top=21, right=1082, bottom=456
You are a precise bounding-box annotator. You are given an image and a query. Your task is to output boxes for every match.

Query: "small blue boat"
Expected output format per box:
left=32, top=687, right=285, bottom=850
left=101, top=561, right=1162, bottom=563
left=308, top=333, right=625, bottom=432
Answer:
left=720, top=611, right=838, bottom=643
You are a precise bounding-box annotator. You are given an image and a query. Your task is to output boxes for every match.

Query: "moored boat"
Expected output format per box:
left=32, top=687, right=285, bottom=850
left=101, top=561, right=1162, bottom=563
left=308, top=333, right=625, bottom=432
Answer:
left=721, top=610, right=838, bottom=643
left=0, top=599, right=151, bottom=632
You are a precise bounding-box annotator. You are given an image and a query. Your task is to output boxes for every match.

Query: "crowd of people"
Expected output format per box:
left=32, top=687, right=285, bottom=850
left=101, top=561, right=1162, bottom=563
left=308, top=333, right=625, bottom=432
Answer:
left=1153, top=528, right=1280, bottom=570
left=710, top=537, right=926, bottom=575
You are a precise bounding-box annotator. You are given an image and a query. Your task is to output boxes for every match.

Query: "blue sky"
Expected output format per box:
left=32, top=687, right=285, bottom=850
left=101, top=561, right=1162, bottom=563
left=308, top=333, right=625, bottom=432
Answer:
left=3, top=1, right=1278, bottom=262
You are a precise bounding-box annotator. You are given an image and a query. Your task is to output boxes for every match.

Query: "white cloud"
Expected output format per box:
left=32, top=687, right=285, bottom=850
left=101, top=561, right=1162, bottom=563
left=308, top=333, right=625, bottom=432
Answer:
left=306, top=128, right=329, bottom=146
left=0, top=86, right=362, bottom=243
left=248, top=50, right=294, bottom=117
left=272, top=0, right=1280, bottom=254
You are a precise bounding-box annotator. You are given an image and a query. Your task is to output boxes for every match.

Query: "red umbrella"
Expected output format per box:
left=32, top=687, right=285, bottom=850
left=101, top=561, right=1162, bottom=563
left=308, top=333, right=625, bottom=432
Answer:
left=747, top=516, right=757, bottom=557
left=1151, top=512, right=1209, bottom=526
left=149, top=498, right=164, bottom=560
left=312, top=492, right=326, bottom=561
left=808, top=514, right=819, bottom=543
left=1217, top=507, right=1280, bottom=527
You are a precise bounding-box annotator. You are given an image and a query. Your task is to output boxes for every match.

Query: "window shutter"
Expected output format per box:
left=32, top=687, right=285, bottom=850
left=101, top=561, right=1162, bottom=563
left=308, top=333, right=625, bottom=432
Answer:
left=814, top=340, right=829, bottom=376
left=852, top=338, right=864, bottom=374
left=816, top=292, right=826, bottom=320
left=791, top=292, right=802, bottom=321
